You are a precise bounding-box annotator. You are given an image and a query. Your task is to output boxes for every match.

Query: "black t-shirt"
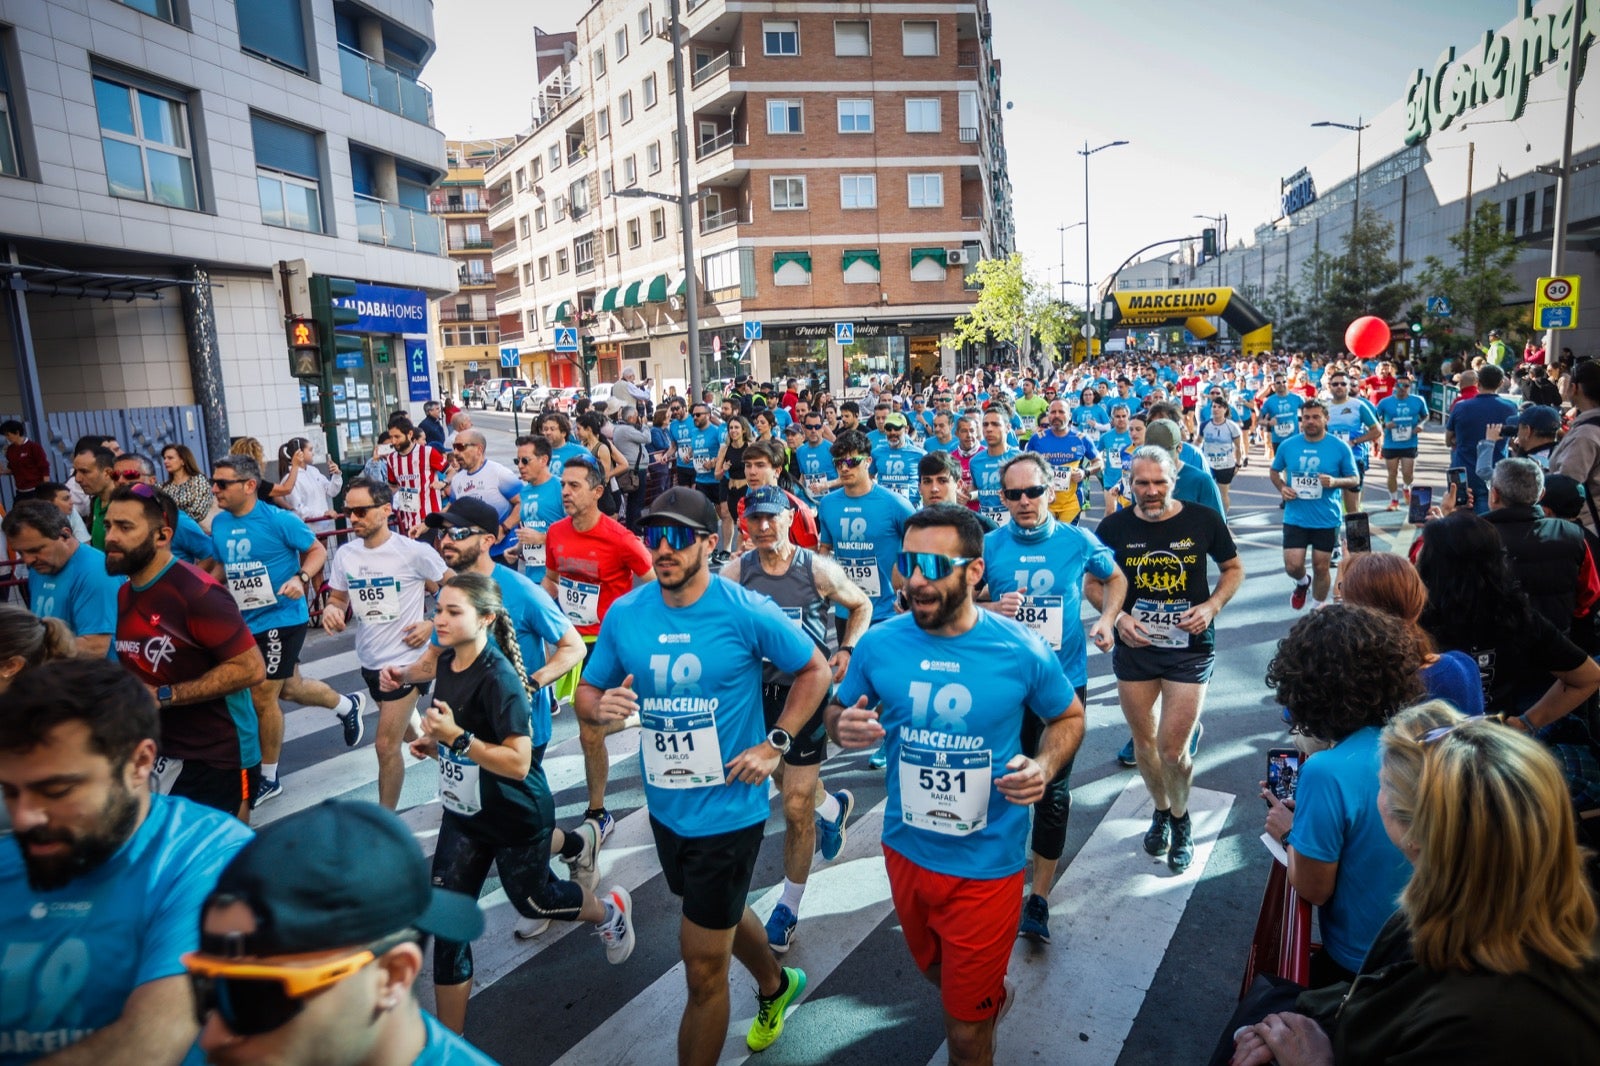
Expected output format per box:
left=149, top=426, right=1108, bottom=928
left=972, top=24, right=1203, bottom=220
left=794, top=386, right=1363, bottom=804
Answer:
left=1095, top=502, right=1238, bottom=651
left=433, top=642, right=549, bottom=845
left=1436, top=609, right=1590, bottom=715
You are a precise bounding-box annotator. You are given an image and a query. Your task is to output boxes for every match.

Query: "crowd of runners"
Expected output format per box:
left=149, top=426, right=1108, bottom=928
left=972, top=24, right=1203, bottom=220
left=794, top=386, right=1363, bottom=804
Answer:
left=2, top=342, right=1598, bottom=1066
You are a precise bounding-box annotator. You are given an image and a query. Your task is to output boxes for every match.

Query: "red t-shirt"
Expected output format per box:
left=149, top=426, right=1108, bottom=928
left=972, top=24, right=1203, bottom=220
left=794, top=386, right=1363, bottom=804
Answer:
left=5, top=439, right=49, bottom=491
left=1178, top=375, right=1201, bottom=406
left=1364, top=375, right=1396, bottom=403
left=544, top=514, right=653, bottom=637
left=385, top=443, right=448, bottom=534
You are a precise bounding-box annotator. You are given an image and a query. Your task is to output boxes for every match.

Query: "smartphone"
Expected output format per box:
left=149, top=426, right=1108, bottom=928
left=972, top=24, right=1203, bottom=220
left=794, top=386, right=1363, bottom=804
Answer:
left=1408, top=485, right=1432, bottom=525
left=1447, top=466, right=1469, bottom=507
left=1344, top=512, right=1372, bottom=554
left=1266, top=748, right=1302, bottom=804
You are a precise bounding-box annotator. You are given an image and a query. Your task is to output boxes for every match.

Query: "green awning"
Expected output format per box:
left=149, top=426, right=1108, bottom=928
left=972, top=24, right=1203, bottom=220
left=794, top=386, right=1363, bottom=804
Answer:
left=910, top=247, right=947, bottom=268
left=621, top=280, right=644, bottom=307
left=598, top=286, right=620, bottom=311
left=773, top=251, right=812, bottom=274
left=670, top=271, right=688, bottom=296
left=842, top=249, right=880, bottom=271
left=552, top=300, right=573, bottom=322
left=645, top=273, right=670, bottom=303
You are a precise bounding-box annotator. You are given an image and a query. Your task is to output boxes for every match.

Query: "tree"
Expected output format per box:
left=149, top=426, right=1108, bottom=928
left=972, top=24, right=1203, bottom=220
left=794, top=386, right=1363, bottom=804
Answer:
left=1258, top=271, right=1310, bottom=349
left=1030, top=298, right=1079, bottom=365
left=1298, top=207, right=1414, bottom=351
left=1415, top=200, right=1523, bottom=358
left=952, top=253, right=1081, bottom=369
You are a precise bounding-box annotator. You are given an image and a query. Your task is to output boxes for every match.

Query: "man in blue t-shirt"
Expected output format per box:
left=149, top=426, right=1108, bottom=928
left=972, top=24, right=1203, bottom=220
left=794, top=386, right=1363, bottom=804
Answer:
left=0, top=659, right=253, bottom=1066
left=580, top=487, right=831, bottom=1058
left=1270, top=400, right=1359, bottom=610
left=1376, top=373, right=1430, bottom=509
left=1324, top=371, right=1382, bottom=515
left=817, top=429, right=917, bottom=626
left=1261, top=375, right=1305, bottom=458
left=2, top=499, right=124, bottom=657
left=871, top=414, right=926, bottom=506
left=687, top=401, right=727, bottom=498
left=667, top=398, right=697, bottom=487
left=967, top=409, right=1023, bottom=526
left=514, top=435, right=566, bottom=584
left=1446, top=363, right=1518, bottom=515
left=795, top=414, right=838, bottom=503
left=830, top=505, right=1083, bottom=1053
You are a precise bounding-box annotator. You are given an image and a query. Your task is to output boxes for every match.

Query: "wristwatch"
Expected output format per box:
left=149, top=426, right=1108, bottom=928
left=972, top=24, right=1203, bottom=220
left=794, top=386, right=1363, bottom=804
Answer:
left=296, top=570, right=312, bottom=585
left=529, top=676, right=544, bottom=694
left=449, top=731, right=475, bottom=756
left=156, top=685, right=174, bottom=708
left=837, top=645, right=855, bottom=655
left=766, top=728, right=793, bottom=754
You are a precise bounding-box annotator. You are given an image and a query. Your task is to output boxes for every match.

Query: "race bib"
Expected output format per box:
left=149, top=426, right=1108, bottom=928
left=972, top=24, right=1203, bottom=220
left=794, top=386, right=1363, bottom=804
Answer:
left=842, top=559, right=882, bottom=599
left=1290, top=474, right=1323, bottom=500
left=394, top=489, right=420, bottom=514
left=695, top=456, right=715, bottom=474
left=1133, top=598, right=1191, bottom=649
left=150, top=755, right=183, bottom=797
left=524, top=542, right=547, bottom=568
left=897, top=742, right=991, bottom=836
left=225, top=561, right=278, bottom=611
left=980, top=506, right=1010, bottom=527
left=806, top=477, right=830, bottom=498
left=1051, top=465, right=1078, bottom=493
left=1389, top=424, right=1413, bottom=443
left=1016, top=595, right=1064, bottom=650
left=558, top=576, right=601, bottom=626
left=641, top=709, right=724, bottom=788
left=781, top=606, right=804, bottom=627
left=349, top=576, right=400, bottom=624
left=1273, top=421, right=1293, bottom=439
left=1203, top=442, right=1235, bottom=467
left=439, top=747, right=482, bottom=816
left=1108, top=450, right=1124, bottom=470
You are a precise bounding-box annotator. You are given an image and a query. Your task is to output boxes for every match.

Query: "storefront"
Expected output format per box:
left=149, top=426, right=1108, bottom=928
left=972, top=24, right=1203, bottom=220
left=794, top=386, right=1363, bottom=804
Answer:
left=303, top=282, right=428, bottom=462
left=762, top=320, right=953, bottom=392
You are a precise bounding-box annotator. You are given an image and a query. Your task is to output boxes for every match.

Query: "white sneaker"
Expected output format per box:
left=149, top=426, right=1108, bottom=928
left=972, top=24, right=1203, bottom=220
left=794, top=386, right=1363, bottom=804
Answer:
left=598, top=886, right=636, bottom=964
left=513, top=916, right=551, bottom=940
left=563, top=820, right=601, bottom=895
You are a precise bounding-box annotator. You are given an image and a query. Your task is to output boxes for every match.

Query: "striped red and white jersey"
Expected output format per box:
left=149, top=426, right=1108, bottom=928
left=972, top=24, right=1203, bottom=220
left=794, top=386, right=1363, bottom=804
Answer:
left=385, top=443, right=447, bottom=533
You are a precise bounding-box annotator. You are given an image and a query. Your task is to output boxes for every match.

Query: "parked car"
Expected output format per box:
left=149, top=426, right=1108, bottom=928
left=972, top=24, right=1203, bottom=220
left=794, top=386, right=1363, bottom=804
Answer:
left=548, top=386, right=581, bottom=412
left=590, top=382, right=619, bottom=407
left=519, top=386, right=553, bottom=413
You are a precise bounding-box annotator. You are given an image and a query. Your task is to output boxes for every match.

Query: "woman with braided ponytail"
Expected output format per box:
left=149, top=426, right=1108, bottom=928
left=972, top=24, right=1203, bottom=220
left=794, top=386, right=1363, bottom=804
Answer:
left=412, top=571, right=637, bottom=1034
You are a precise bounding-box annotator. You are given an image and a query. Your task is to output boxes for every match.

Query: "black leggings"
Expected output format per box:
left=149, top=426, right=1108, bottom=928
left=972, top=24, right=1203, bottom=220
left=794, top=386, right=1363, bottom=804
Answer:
left=1021, top=684, right=1087, bottom=862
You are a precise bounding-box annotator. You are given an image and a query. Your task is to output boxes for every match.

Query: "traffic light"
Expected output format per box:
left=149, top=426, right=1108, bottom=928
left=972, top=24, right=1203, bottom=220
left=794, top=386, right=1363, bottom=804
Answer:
left=1201, top=228, right=1218, bottom=260
left=287, top=317, right=321, bottom=379
left=309, top=275, right=364, bottom=373
left=1410, top=321, right=1423, bottom=335
left=581, top=332, right=598, bottom=371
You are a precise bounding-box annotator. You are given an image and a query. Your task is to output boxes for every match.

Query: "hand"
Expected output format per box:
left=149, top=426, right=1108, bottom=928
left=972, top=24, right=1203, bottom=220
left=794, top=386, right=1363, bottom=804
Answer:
left=725, top=741, right=782, bottom=786
left=278, top=575, right=307, bottom=600
left=1228, top=1025, right=1275, bottom=1066
left=516, top=525, right=547, bottom=547
left=595, top=675, right=639, bottom=723
left=379, top=665, right=409, bottom=692
left=327, top=460, right=340, bottom=477
left=1089, top=616, right=1114, bottom=652
left=422, top=699, right=462, bottom=746
left=1069, top=468, right=1085, bottom=484
left=1263, top=790, right=1295, bottom=844
left=1277, top=483, right=1298, bottom=502
left=407, top=524, right=427, bottom=539
left=996, top=754, right=1046, bottom=805
left=832, top=696, right=885, bottom=749
left=1115, top=613, right=1153, bottom=647
left=1484, top=422, right=1502, bottom=442
left=993, top=590, right=1024, bottom=616
left=1250, top=1013, right=1334, bottom=1066
left=401, top=620, right=432, bottom=648
left=1317, top=473, right=1335, bottom=488
left=1177, top=600, right=1218, bottom=635
left=321, top=602, right=347, bottom=633
left=828, top=648, right=853, bottom=684
left=408, top=736, right=438, bottom=761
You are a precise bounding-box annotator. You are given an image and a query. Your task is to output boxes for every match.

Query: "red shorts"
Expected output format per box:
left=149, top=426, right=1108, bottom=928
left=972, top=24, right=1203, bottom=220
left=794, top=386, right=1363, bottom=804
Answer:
left=883, top=845, right=1024, bottom=1022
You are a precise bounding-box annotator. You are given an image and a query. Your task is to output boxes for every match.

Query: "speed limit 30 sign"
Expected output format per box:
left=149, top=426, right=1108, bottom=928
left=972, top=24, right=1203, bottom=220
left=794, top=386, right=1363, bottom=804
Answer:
left=1535, top=275, right=1580, bottom=329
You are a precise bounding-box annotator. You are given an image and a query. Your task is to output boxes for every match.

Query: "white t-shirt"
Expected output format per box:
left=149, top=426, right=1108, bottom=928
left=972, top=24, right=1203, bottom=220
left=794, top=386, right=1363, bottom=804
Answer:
left=1200, top=420, right=1242, bottom=470
left=285, top=464, right=342, bottom=528
left=327, top=533, right=447, bottom=669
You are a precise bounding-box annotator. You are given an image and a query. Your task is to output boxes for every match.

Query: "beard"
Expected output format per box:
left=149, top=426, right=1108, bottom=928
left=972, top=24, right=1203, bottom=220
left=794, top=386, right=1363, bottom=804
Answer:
left=911, top=579, right=969, bottom=632
left=656, top=545, right=706, bottom=591
left=17, top=775, right=141, bottom=891
left=442, top=538, right=482, bottom=570
left=105, top=530, right=159, bottom=576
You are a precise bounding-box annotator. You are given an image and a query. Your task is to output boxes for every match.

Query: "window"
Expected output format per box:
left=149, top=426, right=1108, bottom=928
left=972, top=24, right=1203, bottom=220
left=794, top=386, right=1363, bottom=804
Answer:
left=643, top=73, right=658, bottom=109
left=515, top=169, right=527, bottom=191
left=601, top=167, right=614, bottom=195
left=840, top=174, right=876, bottom=209
left=704, top=248, right=742, bottom=290
left=119, top=0, right=176, bottom=22
left=622, top=155, right=637, bottom=186
left=93, top=74, right=199, bottom=209
left=767, top=99, right=802, bottom=134
left=538, top=256, right=551, bottom=280
left=908, top=172, right=943, bottom=207
left=642, top=142, right=659, bottom=174
left=554, top=195, right=567, bottom=222
left=773, top=251, right=811, bottom=287
left=569, top=177, right=590, bottom=219
left=604, top=227, right=618, bottom=256
left=535, top=205, right=547, bottom=230
left=834, top=20, right=870, bottom=56
left=519, top=215, right=531, bottom=239
left=548, top=144, right=561, bottom=170
left=0, top=48, right=16, bottom=177
left=771, top=175, right=807, bottom=210
left=597, top=107, right=610, bottom=138
left=1542, top=185, right=1557, bottom=231
left=615, top=27, right=629, bottom=60
left=764, top=20, right=799, bottom=56
left=575, top=233, right=595, bottom=273
left=842, top=249, right=880, bottom=285
left=1504, top=199, right=1516, bottom=234
left=910, top=247, right=948, bottom=282
left=619, top=91, right=634, bottom=124
left=905, top=98, right=940, bottom=132
left=651, top=207, right=666, bottom=240
left=523, top=263, right=535, bottom=285
left=838, top=100, right=873, bottom=133
left=1523, top=190, right=1536, bottom=233
left=252, top=114, right=322, bottom=232
left=902, top=20, right=938, bottom=56
left=592, top=46, right=607, bottom=78
left=627, top=218, right=642, bottom=248
left=237, top=0, right=309, bottom=74
left=531, top=155, right=542, bottom=179
left=557, top=248, right=569, bottom=273
left=638, top=6, right=653, bottom=41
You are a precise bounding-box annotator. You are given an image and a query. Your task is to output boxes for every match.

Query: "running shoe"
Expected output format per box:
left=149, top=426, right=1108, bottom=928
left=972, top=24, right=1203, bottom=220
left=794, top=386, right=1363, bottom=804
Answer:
left=747, top=966, right=808, bottom=1052
left=337, top=691, right=367, bottom=748
left=1189, top=721, right=1204, bottom=759
left=1116, top=736, right=1137, bottom=767
left=251, top=776, right=283, bottom=809
left=1290, top=581, right=1309, bottom=610
left=868, top=744, right=888, bottom=770
left=816, top=788, right=854, bottom=862
left=1143, top=808, right=1172, bottom=856
left=598, top=886, right=636, bottom=964
left=1168, top=812, right=1195, bottom=873
left=765, top=903, right=798, bottom=954
left=562, top=820, right=601, bottom=895
left=513, top=916, right=551, bottom=940
left=587, top=810, right=616, bottom=844
left=1018, top=893, right=1050, bottom=944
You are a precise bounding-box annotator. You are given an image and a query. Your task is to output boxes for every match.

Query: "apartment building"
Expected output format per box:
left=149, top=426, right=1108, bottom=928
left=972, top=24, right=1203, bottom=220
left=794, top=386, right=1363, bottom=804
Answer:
left=431, top=137, right=518, bottom=399
left=484, top=0, right=1014, bottom=395
left=0, top=0, right=454, bottom=472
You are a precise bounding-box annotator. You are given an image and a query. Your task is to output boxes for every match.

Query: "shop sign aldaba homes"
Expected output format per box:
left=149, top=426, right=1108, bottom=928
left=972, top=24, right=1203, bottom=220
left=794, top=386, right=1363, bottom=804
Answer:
left=332, top=284, right=429, bottom=335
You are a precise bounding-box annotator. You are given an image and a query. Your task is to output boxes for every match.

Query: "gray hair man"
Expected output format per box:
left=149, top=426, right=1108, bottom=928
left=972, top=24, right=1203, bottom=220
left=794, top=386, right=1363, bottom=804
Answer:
left=1482, top=455, right=1596, bottom=635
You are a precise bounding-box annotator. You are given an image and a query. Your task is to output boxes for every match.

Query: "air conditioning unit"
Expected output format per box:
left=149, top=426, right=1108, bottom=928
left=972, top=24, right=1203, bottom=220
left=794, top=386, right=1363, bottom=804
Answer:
left=946, top=248, right=971, bottom=266
left=655, top=17, right=673, bottom=41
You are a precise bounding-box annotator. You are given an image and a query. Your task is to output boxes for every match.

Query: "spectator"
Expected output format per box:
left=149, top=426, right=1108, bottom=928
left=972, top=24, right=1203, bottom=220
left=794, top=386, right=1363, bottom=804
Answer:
left=229, top=436, right=292, bottom=504
left=0, top=419, right=50, bottom=498
left=610, top=405, right=653, bottom=528
left=1540, top=473, right=1600, bottom=654
left=418, top=400, right=448, bottom=446
left=1446, top=364, right=1517, bottom=515
left=159, top=443, right=212, bottom=525
left=277, top=437, right=343, bottom=532
left=1262, top=606, right=1421, bottom=985
left=1523, top=362, right=1563, bottom=407
left=1481, top=457, right=1599, bottom=636
left=444, top=413, right=473, bottom=450
left=1552, top=357, right=1600, bottom=533
left=1476, top=404, right=1561, bottom=480
left=609, top=366, right=652, bottom=416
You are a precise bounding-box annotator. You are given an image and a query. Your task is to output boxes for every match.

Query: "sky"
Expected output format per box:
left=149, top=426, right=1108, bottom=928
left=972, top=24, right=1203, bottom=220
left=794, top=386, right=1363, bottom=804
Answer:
left=427, top=0, right=1519, bottom=298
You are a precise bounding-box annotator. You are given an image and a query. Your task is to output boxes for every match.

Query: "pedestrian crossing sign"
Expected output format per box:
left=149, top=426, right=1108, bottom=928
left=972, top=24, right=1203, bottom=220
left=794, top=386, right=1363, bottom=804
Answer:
left=835, top=322, right=855, bottom=345
left=554, top=327, right=579, bottom=353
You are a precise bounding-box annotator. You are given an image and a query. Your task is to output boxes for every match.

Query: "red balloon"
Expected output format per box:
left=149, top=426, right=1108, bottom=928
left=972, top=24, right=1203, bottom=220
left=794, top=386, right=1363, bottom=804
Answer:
left=1344, top=316, right=1391, bottom=359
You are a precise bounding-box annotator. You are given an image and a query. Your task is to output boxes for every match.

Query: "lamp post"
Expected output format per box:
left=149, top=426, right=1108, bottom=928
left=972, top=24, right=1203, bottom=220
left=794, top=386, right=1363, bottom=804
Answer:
left=610, top=182, right=712, bottom=395
left=1058, top=220, right=1084, bottom=305
left=1312, top=117, right=1369, bottom=307
left=1193, top=213, right=1226, bottom=287
left=1078, top=140, right=1128, bottom=351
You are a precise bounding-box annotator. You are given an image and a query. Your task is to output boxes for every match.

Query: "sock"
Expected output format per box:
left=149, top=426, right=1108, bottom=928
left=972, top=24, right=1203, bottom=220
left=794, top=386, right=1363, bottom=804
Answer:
left=558, top=830, right=586, bottom=861
left=1311, top=599, right=1326, bottom=610
left=1294, top=575, right=1311, bottom=588
left=262, top=762, right=279, bottom=781
left=761, top=967, right=790, bottom=1002
left=584, top=807, right=608, bottom=823
left=815, top=791, right=842, bottom=823
left=597, top=897, right=619, bottom=927
left=778, top=878, right=806, bottom=913
left=343, top=694, right=359, bottom=714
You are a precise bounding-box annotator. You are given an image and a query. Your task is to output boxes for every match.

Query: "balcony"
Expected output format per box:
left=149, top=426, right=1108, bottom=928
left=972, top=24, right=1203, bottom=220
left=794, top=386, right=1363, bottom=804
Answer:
left=449, top=238, right=495, bottom=252
left=695, top=128, right=743, bottom=160
left=339, top=44, right=434, bottom=126
left=495, top=284, right=520, bottom=302
left=499, top=328, right=524, bottom=344
left=355, top=195, right=443, bottom=255
left=958, top=44, right=979, bottom=68
left=458, top=272, right=494, bottom=288
left=438, top=307, right=495, bottom=323
left=690, top=50, right=743, bottom=88
left=699, top=206, right=749, bottom=235
left=430, top=198, right=485, bottom=215
left=959, top=127, right=978, bottom=143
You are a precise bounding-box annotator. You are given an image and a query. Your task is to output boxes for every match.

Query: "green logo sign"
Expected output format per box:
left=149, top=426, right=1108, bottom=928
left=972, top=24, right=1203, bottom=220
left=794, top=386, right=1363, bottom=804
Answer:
left=1403, top=0, right=1597, bottom=145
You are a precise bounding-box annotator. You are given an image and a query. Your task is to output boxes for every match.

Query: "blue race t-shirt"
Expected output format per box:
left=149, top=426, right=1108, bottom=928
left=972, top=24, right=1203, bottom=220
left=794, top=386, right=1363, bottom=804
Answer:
left=1098, top=429, right=1132, bottom=487
left=817, top=485, right=916, bottom=621
left=416, top=1011, right=501, bottom=1065
left=690, top=422, right=726, bottom=485
left=1376, top=393, right=1429, bottom=451
left=983, top=518, right=1116, bottom=686
left=669, top=417, right=695, bottom=469
left=493, top=562, right=575, bottom=747
left=169, top=511, right=216, bottom=567
left=871, top=442, right=926, bottom=506
left=795, top=441, right=837, bottom=498
left=583, top=578, right=813, bottom=836
left=1262, top=393, right=1305, bottom=441
left=516, top=477, right=565, bottom=584
left=550, top=441, right=591, bottom=475
left=210, top=501, right=316, bottom=632
left=967, top=447, right=1022, bottom=524
left=1286, top=726, right=1414, bottom=972
left=1325, top=398, right=1381, bottom=462
left=0, top=795, right=252, bottom=1066
left=28, top=542, right=124, bottom=643
left=1271, top=434, right=1357, bottom=529
left=922, top=435, right=959, bottom=456
left=838, top=611, right=1075, bottom=879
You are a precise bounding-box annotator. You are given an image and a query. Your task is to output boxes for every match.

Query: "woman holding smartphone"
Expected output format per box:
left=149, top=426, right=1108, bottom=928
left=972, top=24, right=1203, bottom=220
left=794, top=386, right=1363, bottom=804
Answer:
left=414, top=572, right=636, bottom=1033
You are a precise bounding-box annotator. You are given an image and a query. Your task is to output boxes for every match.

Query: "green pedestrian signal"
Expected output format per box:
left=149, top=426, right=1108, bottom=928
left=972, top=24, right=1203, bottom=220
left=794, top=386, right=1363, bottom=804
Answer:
left=1201, top=228, right=1217, bottom=259
left=1410, top=322, right=1423, bottom=334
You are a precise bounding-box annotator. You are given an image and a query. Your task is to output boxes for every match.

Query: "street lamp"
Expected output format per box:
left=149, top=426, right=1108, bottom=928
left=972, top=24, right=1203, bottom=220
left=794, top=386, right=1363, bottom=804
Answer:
left=1058, top=220, right=1084, bottom=305
left=1078, top=140, right=1128, bottom=351
left=609, top=180, right=712, bottom=395
left=1193, top=213, right=1226, bottom=287
left=1312, top=117, right=1369, bottom=307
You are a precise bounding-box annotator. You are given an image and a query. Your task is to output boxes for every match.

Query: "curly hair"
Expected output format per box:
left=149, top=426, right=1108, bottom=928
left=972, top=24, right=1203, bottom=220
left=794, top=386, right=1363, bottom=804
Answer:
left=1265, top=605, right=1426, bottom=741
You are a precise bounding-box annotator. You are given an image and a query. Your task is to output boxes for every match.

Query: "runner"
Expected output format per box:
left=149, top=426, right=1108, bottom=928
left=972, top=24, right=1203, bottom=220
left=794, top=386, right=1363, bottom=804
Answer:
left=322, top=477, right=447, bottom=810
left=1014, top=379, right=1047, bottom=439
left=1260, top=374, right=1304, bottom=460
left=981, top=453, right=1122, bottom=943
left=1024, top=399, right=1101, bottom=526
left=795, top=412, right=838, bottom=503
left=105, top=483, right=265, bottom=818
left=667, top=397, right=697, bottom=487
left=2, top=499, right=123, bottom=657
left=413, top=571, right=636, bottom=1034
left=1375, top=372, right=1429, bottom=510
left=514, top=434, right=565, bottom=583
left=209, top=453, right=366, bottom=807
left=952, top=415, right=984, bottom=510
left=1324, top=370, right=1382, bottom=514
left=828, top=505, right=1085, bottom=1066
left=872, top=413, right=927, bottom=505
left=918, top=451, right=996, bottom=529
left=1198, top=398, right=1245, bottom=512
left=0, top=658, right=253, bottom=1063
left=541, top=411, right=593, bottom=472
left=578, top=487, right=833, bottom=1062
left=1095, top=446, right=1243, bottom=873
left=737, top=438, right=820, bottom=548
left=1099, top=403, right=1134, bottom=515
left=1269, top=399, right=1359, bottom=610
left=384, top=416, right=449, bottom=537
left=71, top=442, right=117, bottom=549
left=968, top=409, right=1023, bottom=527
left=721, top=486, right=871, bottom=953
left=444, top=430, right=522, bottom=563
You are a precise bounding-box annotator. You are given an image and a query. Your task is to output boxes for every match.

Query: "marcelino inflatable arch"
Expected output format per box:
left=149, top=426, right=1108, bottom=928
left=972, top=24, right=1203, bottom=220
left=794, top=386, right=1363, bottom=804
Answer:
left=1103, top=287, right=1273, bottom=356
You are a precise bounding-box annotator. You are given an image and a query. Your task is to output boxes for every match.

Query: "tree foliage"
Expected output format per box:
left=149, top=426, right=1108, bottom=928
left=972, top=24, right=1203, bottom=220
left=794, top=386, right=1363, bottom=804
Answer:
left=953, top=253, right=1082, bottom=368
left=1293, top=207, right=1414, bottom=351
left=1415, top=200, right=1524, bottom=356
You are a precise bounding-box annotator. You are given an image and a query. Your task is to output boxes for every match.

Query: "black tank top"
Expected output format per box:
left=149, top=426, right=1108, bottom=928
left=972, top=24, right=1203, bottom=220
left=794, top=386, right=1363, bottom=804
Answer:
left=726, top=444, right=747, bottom=481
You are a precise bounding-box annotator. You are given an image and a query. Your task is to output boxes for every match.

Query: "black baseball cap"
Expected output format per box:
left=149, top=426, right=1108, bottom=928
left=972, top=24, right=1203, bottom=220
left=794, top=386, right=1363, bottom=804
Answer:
left=641, top=486, right=719, bottom=534
left=201, top=801, right=483, bottom=956
left=423, top=497, right=499, bottom=535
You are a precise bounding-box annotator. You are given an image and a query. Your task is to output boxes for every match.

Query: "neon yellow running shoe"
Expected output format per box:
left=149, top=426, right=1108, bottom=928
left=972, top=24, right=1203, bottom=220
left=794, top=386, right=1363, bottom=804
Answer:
left=746, top=966, right=807, bottom=1052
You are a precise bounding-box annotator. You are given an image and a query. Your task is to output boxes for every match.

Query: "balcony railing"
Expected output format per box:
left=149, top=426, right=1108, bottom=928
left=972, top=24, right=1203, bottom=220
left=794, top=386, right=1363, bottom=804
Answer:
left=695, top=128, right=743, bottom=160
left=430, top=199, right=484, bottom=214
left=438, top=307, right=494, bottom=322
left=491, top=240, right=517, bottom=259
left=339, top=44, right=434, bottom=126
left=690, top=50, right=744, bottom=88
left=499, top=328, right=524, bottom=343
left=699, top=206, right=748, bottom=234
left=495, top=284, right=521, bottom=301
left=458, top=272, right=494, bottom=287
left=354, top=194, right=443, bottom=255
left=959, top=126, right=978, bottom=143
left=957, top=44, right=979, bottom=68
left=451, top=238, right=494, bottom=251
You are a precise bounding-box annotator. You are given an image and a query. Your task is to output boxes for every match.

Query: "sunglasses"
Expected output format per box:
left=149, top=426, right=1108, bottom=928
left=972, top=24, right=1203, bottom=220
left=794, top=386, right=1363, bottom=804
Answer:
left=451, top=443, right=474, bottom=451
left=514, top=456, right=540, bottom=465
left=644, top=525, right=702, bottom=551
left=837, top=456, right=868, bottom=469
left=342, top=505, right=383, bottom=518
left=804, top=423, right=824, bottom=430
left=897, top=551, right=975, bottom=581
left=444, top=526, right=487, bottom=541
left=113, top=469, right=146, bottom=481
left=210, top=478, right=246, bottom=489
left=182, top=946, right=379, bottom=1036
left=1002, top=485, right=1048, bottom=501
